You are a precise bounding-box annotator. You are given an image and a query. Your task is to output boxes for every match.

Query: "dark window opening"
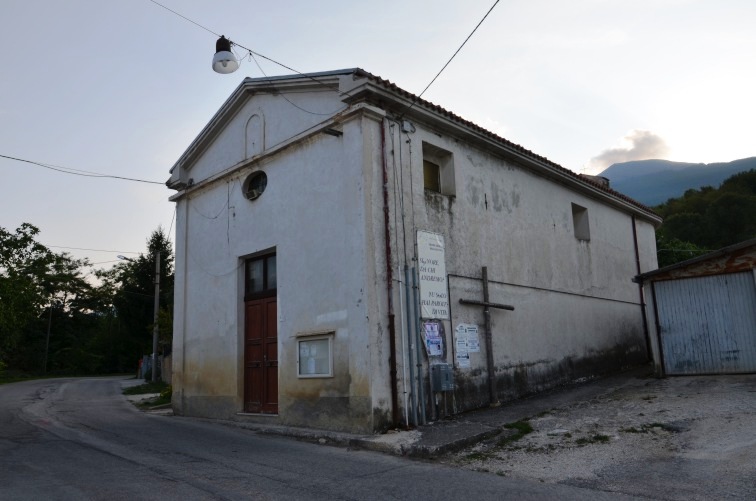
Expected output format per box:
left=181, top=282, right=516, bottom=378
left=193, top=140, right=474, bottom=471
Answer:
left=422, top=142, right=455, bottom=196
left=571, top=203, right=591, bottom=241
left=245, top=253, right=276, bottom=299
left=243, top=171, right=267, bottom=201
left=423, top=160, right=441, bottom=193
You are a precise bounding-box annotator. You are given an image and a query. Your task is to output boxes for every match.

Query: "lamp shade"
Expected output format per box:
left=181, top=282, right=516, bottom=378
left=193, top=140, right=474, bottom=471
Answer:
left=212, top=36, right=239, bottom=74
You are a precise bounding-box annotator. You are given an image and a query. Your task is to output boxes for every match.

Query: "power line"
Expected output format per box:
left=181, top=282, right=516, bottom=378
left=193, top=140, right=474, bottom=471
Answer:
left=147, top=0, right=352, bottom=100
left=399, top=0, right=501, bottom=119
left=48, top=246, right=140, bottom=254
left=149, top=0, right=220, bottom=37
left=0, top=154, right=164, bottom=185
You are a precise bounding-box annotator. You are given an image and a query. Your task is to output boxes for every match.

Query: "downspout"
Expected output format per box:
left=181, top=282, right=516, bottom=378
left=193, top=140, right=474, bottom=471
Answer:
left=381, top=118, right=399, bottom=427
left=631, top=215, right=652, bottom=361
left=405, top=265, right=418, bottom=426
left=398, top=265, right=410, bottom=427
left=412, top=267, right=427, bottom=425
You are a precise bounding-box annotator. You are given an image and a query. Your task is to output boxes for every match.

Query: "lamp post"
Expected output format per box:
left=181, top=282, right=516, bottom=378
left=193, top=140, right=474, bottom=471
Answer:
left=118, top=252, right=160, bottom=383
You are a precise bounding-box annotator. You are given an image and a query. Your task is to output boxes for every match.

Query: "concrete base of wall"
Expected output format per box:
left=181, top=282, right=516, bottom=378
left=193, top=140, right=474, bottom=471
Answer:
left=450, top=339, right=648, bottom=413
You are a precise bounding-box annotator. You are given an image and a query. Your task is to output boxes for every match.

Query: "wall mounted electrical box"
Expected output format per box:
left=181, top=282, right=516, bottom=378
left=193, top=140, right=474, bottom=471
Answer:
left=431, top=363, right=454, bottom=392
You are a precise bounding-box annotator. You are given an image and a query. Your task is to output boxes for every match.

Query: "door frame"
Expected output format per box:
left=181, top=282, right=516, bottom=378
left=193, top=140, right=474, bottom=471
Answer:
left=242, top=251, right=278, bottom=413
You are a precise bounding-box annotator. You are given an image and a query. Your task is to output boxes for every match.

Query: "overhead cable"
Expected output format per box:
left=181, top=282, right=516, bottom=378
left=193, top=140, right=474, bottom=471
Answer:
left=0, top=154, right=164, bottom=185
left=48, top=246, right=140, bottom=254
left=148, top=0, right=353, bottom=100
left=399, top=0, right=501, bottom=119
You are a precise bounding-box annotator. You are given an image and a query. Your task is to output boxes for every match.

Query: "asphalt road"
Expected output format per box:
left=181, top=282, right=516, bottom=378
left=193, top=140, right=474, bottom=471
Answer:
left=0, top=377, right=636, bottom=501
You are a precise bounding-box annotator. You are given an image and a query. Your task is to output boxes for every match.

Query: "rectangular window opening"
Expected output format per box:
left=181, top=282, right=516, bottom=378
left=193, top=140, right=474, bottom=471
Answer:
left=423, top=160, right=441, bottom=193
left=422, top=142, right=455, bottom=196
left=297, top=334, right=334, bottom=378
left=571, top=203, right=591, bottom=241
left=245, top=253, right=277, bottom=299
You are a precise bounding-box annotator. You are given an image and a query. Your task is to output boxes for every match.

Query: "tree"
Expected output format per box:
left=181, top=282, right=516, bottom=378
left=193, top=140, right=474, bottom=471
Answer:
left=654, top=169, right=756, bottom=266
left=0, top=223, right=93, bottom=373
left=108, top=227, right=174, bottom=369
left=0, top=223, right=53, bottom=369
left=0, top=223, right=175, bottom=377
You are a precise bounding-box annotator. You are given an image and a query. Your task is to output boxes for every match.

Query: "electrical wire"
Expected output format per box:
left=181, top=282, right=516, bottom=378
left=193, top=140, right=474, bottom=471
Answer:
left=84, top=259, right=123, bottom=266
left=192, top=113, right=345, bottom=189
left=168, top=206, right=177, bottom=237
left=248, top=52, right=348, bottom=116
left=149, top=0, right=220, bottom=37
left=47, top=246, right=140, bottom=254
left=0, top=154, right=164, bottom=185
left=189, top=193, right=229, bottom=220
left=399, top=0, right=501, bottom=119
left=148, top=0, right=354, bottom=100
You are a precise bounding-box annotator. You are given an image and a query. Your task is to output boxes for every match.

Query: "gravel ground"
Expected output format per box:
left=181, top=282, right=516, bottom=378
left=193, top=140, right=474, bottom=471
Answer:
left=442, top=374, right=756, bottom=500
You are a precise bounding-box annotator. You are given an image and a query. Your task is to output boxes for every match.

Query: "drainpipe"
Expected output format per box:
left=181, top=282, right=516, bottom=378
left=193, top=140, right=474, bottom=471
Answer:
left=631, top=215, right=652, bottom=361
left=412, top=267, right=427, bottom=425
left=381, top=119, right=400, bottom=427
left=404, top=265, right=418, bottom=427
left=398, top=265, right=410, bottom=427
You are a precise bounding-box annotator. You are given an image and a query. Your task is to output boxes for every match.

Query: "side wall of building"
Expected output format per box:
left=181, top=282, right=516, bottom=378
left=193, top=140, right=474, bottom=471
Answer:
left=384, top=119, right=658, bottom=413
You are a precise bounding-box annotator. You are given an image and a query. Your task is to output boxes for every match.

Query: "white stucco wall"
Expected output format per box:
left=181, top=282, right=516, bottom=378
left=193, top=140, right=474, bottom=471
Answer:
left=171, top=87, right=390, bottom=432
left=383, top=119, right=659, bottom=412
left=171, top=71, right=661, bottom=431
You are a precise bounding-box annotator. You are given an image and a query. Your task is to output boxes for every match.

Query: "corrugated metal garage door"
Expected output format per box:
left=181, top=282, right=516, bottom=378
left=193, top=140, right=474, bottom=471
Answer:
left=654, top=271, right=756, bottom=375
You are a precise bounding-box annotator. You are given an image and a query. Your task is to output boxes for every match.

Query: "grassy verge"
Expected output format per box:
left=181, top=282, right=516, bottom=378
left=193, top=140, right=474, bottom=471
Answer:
left=498, top=420, right=534, bottom=446
left=122, top=381, right=169, bottom=395
left=123, top=381, right=172, bottom=409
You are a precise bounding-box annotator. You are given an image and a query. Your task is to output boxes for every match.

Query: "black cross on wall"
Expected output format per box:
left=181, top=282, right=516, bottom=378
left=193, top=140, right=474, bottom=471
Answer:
left=458, top=266, right=515, bottom=406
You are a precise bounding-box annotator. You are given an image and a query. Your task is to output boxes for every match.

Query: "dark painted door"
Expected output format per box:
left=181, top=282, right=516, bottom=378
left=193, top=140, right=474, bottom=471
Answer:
left=244, top=296, right=278, bottom=413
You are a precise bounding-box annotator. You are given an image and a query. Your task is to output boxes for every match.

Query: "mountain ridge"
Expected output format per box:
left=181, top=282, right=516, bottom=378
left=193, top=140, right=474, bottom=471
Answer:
left=598, top=157, right=756, bottom=206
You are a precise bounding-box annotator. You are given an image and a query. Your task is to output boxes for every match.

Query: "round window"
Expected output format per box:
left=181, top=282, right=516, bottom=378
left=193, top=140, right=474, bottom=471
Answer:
left=243, top=171, right=267, bottom=201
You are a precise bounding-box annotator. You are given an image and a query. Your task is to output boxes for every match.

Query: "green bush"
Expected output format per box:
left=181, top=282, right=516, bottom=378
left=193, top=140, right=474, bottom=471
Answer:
left=160, top=385, right=172, bottom=400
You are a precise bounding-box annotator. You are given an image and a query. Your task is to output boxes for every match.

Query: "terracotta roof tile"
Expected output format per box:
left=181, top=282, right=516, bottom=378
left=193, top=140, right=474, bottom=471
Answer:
left=352, top=68, right=659, bottom=219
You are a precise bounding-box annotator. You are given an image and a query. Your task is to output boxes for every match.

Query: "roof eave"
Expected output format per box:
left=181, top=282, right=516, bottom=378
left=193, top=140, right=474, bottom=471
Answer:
left=634, top=237, right=756, bottom=282
left=347, top=81, right=662, bottom=226
left=168, top=69, right=359, bottom=179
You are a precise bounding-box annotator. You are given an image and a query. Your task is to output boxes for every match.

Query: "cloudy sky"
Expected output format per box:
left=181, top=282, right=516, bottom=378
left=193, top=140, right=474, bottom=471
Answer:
left=1, top=0, right=754, bottom=271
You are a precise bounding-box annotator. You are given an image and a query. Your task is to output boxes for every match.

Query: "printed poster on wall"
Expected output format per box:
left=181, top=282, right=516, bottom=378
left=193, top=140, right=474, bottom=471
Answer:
left=422, top=321, right=443, bottom=357
left=455, top=323, right=480, bottom=353
left=454, top=324, right=471, bottom=368
left=456, top=351, right=470, bottom=368
left=462, top=324, right=480, bottom=353
left=416, top=230, right=449, bottom=319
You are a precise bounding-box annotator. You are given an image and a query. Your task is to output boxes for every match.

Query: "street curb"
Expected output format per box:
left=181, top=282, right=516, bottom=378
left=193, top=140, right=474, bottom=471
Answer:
left=405, top=427, right=503, bottom=458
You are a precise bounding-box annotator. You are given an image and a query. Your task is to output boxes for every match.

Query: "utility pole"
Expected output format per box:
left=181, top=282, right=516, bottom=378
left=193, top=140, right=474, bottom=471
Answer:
left=43, top=302, right=53, bottom=374
left=118, top=252, right=161, bottom=382
left=152, top=251, right=160, bottom=383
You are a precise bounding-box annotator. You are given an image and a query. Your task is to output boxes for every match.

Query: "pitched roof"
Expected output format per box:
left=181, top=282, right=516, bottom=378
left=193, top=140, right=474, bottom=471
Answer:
left=349, top=68, right=659, bottom=220
left=169, top=67, right=660, bottom=223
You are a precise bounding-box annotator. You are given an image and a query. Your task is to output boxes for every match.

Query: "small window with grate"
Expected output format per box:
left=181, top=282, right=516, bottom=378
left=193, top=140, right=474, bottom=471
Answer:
left=243, top=171, right=267, bottom=201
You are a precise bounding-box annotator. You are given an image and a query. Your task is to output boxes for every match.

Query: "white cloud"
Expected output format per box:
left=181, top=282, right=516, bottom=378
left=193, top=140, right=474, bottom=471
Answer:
left=587, top=130, right=669, bottom=172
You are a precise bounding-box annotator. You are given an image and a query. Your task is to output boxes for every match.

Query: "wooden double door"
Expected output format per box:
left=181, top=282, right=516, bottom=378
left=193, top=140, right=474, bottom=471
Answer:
left=244, top=296, right=278, bottom=413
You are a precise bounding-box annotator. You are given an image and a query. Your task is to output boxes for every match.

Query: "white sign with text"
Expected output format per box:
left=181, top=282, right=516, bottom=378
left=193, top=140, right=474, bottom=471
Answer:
left=417, top=230, right=449, bottom=319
